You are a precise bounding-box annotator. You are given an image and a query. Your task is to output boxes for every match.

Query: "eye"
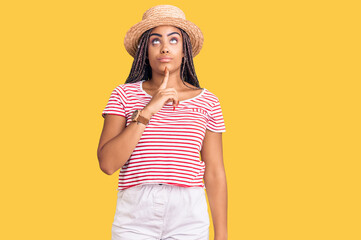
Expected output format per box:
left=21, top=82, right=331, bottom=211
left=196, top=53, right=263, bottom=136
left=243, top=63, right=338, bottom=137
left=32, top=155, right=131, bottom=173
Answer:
left=151, top=38, right=160, bottom=44
left=170, top=38, right=178, bottom=44
left=150, top=37, right=179, bottom=45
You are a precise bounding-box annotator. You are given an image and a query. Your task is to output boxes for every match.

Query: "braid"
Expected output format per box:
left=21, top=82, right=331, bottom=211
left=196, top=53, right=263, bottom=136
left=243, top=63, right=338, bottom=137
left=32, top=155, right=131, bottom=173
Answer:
left=125, top=29, right=152, bottom=83
left=125, top=27, right=202, bottom=90
left=179, top=28, right=201, bottom=89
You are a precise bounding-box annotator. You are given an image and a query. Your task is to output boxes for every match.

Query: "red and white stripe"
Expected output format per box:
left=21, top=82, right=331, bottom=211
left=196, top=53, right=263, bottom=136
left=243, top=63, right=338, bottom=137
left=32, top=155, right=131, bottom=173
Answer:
left=102, top=80, right=226, bottom=191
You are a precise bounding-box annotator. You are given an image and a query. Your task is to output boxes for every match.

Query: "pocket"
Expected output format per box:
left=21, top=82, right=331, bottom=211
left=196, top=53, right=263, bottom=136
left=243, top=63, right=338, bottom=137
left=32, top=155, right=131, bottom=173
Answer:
left=115, top=187, right=136, bottom=207
left=117, top=189, right=126, bottom=201
left=199, top=189, right=209, bottom=215
left=114, top=188, right=139, bottom=225
left=120, top=185, right=143, bottom=203
left=201, top=191, right=210, bottom=226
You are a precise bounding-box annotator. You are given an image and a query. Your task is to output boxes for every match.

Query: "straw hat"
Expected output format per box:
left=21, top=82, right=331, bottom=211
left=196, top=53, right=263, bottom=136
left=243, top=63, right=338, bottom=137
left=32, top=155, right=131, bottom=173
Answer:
left=124, top=5, right=204, bottom=58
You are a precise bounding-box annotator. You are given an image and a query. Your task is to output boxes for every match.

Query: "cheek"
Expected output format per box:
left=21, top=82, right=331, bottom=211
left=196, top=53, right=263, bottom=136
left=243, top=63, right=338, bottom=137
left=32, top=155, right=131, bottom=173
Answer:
left=147, top=48, right=154, bottom=58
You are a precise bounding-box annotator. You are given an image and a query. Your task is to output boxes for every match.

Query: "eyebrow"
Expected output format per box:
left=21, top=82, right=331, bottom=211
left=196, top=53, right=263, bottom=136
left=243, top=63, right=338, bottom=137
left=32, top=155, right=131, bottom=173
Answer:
left=149, top=32, right=181, bottom=37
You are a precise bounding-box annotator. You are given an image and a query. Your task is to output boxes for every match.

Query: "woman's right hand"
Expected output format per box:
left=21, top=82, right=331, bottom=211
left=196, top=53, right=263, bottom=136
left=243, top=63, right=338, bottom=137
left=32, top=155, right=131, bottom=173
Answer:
left=142, top=66, right=179, bottom=117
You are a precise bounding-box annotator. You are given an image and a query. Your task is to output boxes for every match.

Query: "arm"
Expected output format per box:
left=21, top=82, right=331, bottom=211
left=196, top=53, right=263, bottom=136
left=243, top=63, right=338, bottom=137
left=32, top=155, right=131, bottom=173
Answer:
left=97, top=108, right=153, bottom=175
left=201, top=129, right=228, bottom=240
left=98, top=67, right=180, bottom=175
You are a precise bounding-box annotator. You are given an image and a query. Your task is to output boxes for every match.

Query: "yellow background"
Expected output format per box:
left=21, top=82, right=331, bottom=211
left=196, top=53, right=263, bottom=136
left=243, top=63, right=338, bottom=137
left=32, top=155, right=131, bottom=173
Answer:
left=1, top=0, right=360, bottom=239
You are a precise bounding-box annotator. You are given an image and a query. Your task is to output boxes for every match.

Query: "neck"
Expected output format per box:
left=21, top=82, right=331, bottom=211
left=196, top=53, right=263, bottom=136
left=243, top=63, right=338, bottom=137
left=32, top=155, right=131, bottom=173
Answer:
left=148, top=69, right=184, bottom=90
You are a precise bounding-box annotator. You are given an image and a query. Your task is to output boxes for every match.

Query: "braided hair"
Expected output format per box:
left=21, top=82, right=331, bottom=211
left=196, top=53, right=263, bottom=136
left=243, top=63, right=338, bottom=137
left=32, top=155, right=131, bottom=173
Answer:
left=125, top=27, right=202, bottom=90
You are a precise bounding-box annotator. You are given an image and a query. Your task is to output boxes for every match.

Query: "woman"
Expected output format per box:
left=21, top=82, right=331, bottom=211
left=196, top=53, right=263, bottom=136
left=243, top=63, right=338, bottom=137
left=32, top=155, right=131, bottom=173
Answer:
left=98, top=5, right=228, bottom=240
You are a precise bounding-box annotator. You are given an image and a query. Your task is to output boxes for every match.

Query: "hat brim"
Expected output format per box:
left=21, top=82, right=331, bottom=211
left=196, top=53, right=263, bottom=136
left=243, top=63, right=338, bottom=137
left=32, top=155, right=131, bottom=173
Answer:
left=124, top=18, right=204, bottom=58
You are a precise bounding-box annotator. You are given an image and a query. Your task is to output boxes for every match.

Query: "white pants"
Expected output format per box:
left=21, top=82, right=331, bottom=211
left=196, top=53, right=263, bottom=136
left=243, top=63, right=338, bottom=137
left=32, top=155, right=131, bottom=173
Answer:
left=111, top=183, right=210, bottom=240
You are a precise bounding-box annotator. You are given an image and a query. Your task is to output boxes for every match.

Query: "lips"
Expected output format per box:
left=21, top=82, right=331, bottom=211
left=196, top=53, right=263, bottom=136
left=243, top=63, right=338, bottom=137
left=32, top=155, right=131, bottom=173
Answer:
left=157, top=57, right=172, bottom=62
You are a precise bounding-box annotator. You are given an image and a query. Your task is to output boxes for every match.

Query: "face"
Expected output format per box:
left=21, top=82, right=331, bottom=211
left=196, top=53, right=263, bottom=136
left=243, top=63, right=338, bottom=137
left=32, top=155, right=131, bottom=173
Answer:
left=147, top=25, right=184, bottom=74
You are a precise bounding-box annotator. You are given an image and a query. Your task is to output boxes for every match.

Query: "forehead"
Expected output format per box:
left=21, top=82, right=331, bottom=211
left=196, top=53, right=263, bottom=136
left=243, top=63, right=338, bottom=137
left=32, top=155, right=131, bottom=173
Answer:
left=150, top=25, right=181, bottom=34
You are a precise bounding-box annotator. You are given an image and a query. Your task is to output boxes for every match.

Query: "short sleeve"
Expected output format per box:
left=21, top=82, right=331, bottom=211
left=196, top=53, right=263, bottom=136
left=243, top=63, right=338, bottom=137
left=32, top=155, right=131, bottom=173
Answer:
left=102, top=85, right=127, bottom=118
left=206, top=99, right=226, bottom=132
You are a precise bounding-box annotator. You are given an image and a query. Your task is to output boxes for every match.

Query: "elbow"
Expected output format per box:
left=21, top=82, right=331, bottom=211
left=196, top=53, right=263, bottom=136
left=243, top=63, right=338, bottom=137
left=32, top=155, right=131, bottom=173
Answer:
left=97, top=149, right=124, bottom=175
left=98, top=155, right=116, bottom=175
left=98, top=149, right=113, bottom=175
left=100, top=164, right=115, bottom=175
left=100, top=165, right=115, bottom=175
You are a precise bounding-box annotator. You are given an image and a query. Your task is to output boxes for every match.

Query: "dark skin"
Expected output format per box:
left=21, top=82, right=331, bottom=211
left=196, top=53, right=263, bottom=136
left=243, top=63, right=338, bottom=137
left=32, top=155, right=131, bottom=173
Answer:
left=97, top=25, right=228, bottom=240
left=142, top=25, right=203, bottom=105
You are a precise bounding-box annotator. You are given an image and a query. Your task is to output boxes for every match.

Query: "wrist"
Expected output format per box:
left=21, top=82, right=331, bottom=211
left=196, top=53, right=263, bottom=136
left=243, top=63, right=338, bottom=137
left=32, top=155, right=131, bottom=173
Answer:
left=141, top=107, right=154, bottom=119
left=215, top=236, right=228, bottom=240
left=215, top=232, right=228, bottom=240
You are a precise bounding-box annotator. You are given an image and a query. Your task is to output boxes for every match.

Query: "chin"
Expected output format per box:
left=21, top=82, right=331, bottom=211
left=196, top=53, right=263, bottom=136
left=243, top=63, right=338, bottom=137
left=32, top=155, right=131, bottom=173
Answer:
left=151, top=63, right=181, bottom=73
left=155, top=63, right=172, bottom=71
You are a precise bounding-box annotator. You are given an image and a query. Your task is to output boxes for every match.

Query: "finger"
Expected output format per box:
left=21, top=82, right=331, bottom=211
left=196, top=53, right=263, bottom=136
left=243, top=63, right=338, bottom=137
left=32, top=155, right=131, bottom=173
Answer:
left=174, top=89, right=179, bottom=108
left=161, top=92, right=176, bottom=99
left=159, top=88, right=177, bottom=93
left=159, top=66, right=169, bottom=90
left=161, top=93, right=177, bottom=104
left=160, top=89, right=178, bottom=107
left=161, top=88, right=178, bottom=102
left=165, top=97, right=176, bottom=105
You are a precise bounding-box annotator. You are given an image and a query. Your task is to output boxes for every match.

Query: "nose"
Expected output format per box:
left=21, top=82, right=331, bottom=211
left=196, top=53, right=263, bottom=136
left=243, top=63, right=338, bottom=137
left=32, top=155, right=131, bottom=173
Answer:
left=161, top=48, right=169, bottom=54
left=161, top=43, right=170, bottom=54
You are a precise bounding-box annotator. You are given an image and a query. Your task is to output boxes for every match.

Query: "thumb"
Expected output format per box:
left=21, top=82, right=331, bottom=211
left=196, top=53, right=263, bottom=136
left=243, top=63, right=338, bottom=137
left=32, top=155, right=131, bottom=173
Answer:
left=159, top=66, right=169, bottom=89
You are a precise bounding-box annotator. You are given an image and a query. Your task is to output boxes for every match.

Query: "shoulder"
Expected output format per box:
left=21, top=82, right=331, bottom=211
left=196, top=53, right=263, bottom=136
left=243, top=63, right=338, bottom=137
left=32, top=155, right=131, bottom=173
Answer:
left=114, top=81, right=140, bottom=90
left=113, top=81, right=141, bottom=96
left=202, top=88, right=222, bottom=105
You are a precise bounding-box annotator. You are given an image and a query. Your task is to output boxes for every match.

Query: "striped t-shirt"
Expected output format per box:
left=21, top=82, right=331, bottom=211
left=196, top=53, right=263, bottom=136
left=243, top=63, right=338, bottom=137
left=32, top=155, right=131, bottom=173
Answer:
left=102, top=80, right=226, bottom=191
